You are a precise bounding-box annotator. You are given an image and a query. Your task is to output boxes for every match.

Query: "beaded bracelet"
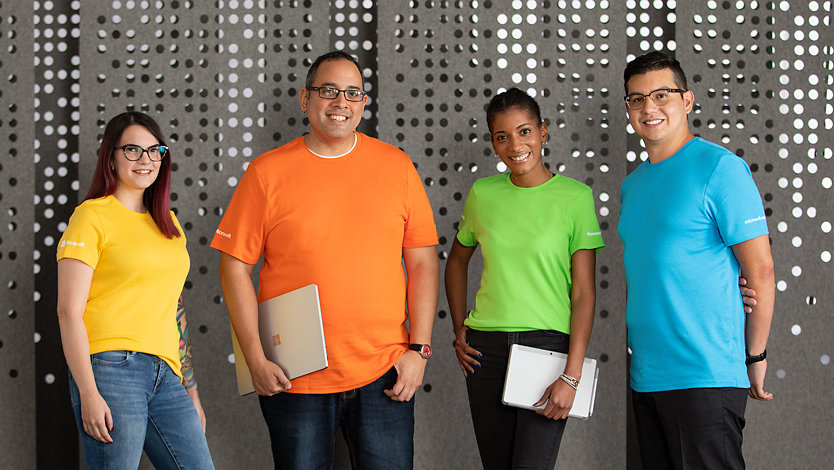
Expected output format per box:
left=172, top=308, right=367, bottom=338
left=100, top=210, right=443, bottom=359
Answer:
left=559, top=373, right=579, bottom=390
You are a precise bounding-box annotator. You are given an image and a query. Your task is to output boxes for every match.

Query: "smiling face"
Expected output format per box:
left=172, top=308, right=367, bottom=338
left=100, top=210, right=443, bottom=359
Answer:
left=489, top=106, right=550, bottom=187
left=625, top=68, right=695, bottom=162
left=111, top=124, right=162, bottom=197
left=299, top=58, right=367, bottom=155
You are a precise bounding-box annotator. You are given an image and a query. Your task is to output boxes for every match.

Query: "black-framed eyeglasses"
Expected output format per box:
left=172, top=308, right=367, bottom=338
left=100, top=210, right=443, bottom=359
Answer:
left=113, top=144, right=169, bottom=162
left=307, top=86, right=367, bottom=102
left=624, top=88, right=686, bottom=110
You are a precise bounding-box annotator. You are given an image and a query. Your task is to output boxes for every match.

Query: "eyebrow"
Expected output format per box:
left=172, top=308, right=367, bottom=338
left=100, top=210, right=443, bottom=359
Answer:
left=317, top=82, right=363, bottom=90
left=493, top=122, right=535, bottom=134
left=626, top=86, right=677, bottom=95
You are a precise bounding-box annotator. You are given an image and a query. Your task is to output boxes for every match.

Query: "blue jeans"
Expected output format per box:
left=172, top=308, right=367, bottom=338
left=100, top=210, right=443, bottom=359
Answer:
left=465, top=329, right=571, bottom=470
left=68, top=351, right=214, bottom=470
left=258, top=366, right=414, bottom=470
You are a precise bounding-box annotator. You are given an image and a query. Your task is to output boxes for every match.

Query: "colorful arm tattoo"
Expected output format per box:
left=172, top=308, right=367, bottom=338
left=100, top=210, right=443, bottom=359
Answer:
left=176, top=294, right=197, bottom=390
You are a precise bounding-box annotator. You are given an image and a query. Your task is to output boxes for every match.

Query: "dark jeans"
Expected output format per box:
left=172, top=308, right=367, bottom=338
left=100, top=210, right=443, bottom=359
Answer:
left=258, top=367, right=414, bottom=470
left=632, top=387, right=748, bottom=470
left=465, top=329, right=571, bottom=470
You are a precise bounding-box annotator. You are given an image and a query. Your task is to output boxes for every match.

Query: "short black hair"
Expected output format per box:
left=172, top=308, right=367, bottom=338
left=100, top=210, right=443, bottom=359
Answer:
left=485, top=87, right=542, bottom=134
left=305, top=51, right=362, bottom=89
left=623, top=51, right=688, bottom=94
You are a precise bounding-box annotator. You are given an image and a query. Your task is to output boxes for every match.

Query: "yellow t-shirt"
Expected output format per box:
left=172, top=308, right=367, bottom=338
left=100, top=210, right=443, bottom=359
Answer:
left=56, top=195, right=189, bottom=377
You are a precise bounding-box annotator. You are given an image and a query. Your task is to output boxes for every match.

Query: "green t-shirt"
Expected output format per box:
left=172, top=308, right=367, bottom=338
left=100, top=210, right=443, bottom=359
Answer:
left=457, top=173, right=604, bottom=333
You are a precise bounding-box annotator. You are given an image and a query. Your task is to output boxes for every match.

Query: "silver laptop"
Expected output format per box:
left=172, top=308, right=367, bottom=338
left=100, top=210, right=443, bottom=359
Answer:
left=501, top=344, right=599, bottom=419
left=231, top=284, right=328, bottom=396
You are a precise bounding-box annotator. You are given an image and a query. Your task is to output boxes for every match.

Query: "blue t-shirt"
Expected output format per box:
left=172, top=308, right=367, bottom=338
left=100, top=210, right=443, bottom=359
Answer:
left=618, top=138, right=768, bottom=392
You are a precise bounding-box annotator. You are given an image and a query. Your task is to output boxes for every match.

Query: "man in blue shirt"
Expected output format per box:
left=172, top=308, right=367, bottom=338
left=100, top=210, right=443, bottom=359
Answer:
left=618, top=51, right=775, bottom=469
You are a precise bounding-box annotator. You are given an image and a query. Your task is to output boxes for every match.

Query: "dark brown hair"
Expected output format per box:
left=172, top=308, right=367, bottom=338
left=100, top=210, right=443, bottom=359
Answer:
left=84, top=112, right=180, bottom=238
left=623, top=51, right=688, bottom=94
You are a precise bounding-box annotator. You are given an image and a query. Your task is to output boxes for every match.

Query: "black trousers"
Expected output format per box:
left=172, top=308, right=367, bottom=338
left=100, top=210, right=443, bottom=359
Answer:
left=465, top=329, right=570, bottom=470
left=632, top=387, right=748, bottom=470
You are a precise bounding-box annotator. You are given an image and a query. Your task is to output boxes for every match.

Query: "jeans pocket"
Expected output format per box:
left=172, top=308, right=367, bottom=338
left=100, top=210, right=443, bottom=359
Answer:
left=91, top=350, right=134, bottom=367
left=522, top=330, right=570, bottom=353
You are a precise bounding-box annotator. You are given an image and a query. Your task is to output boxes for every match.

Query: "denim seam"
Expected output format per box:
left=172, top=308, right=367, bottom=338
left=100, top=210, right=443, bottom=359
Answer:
left=152, top=357, right=165, bottom=394
left=147, top=414, right=184, bottom=470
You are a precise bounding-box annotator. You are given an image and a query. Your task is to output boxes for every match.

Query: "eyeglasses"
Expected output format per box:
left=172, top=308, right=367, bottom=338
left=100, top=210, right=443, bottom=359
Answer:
left=624, top=88, right=686, bottom=110
left=307, top=86, right=367, bottom=102
left=113, top=144, right=169, bottom=162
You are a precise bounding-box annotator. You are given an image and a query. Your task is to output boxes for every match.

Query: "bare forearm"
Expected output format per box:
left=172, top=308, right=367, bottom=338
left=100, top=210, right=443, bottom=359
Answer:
left=565, top=292, right=594, bottom=379
left=743, top=265, right=775, bottom=355
left=404, top=247, right=440, bottom=345
left=732, top=235, right=775, bottom=355
left=565, top=249, right=597, bottom=379
left=218, top=254, right=265, bottom=367
left=186, top=386, right=202, bottom=406
left=445, top=261, right=469, bottom=335
left=58, top=315, right=97, bottom=395
left=444, top=239, right=476, bottom=335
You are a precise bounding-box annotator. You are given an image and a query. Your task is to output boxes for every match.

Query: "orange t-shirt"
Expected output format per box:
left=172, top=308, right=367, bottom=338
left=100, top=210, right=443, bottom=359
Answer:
left=211, top=133, right=438, bottom=393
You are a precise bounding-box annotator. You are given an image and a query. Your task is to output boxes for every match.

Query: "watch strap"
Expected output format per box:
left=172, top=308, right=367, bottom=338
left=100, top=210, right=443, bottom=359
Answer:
left=408, top=343, right=431, bottom=359
left=745, top=349, right=767, bottom=365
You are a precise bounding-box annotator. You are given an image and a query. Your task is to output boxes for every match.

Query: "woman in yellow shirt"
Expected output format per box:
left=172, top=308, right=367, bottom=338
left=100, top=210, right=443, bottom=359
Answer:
left=56, top=112, right=214, bottom=468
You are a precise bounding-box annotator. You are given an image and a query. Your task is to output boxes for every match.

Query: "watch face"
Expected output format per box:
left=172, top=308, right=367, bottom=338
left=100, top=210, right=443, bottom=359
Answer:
left=420, top=344, right=432, bottom=359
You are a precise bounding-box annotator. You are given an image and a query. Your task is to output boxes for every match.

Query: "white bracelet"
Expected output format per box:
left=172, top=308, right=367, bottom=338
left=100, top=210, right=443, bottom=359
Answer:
left=559, top=373, right=579, bottom=390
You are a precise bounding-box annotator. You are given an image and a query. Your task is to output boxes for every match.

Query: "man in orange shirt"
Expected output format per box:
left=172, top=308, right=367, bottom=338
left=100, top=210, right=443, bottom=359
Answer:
left=211, top=51, right=439, bottom=469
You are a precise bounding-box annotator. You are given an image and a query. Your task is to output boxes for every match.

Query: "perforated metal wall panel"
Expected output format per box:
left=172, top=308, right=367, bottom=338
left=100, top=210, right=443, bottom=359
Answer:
left=0, top=2, right=35, bottom=468
left=1, top=1, right=831, bottom=469
left=377, top=2, right=628, bottom=468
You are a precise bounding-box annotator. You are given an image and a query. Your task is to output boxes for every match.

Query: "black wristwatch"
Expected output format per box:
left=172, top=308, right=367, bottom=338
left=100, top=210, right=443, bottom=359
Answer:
left=409, top=343, right=432, bottom=359
left=745, top=349, right=767, bottom=365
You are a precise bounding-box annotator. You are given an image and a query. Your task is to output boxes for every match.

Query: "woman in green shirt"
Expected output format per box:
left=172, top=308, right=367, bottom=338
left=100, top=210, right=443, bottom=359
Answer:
left=445, top=88, right=604, bottom=469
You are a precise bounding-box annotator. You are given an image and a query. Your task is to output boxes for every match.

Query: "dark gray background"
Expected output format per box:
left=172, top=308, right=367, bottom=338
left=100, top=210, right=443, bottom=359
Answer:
left=1, top=1, right=831, bottom=468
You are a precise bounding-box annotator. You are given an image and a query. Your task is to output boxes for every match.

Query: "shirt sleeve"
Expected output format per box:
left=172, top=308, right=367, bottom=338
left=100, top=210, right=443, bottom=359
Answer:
left=568, top=187, right=605, bottom=254
left=402, top=159, right=439, bottom=248
left=705, top=156, right=769, bottom=246
left=210, top=164, right=270, bottom=264
left=455, top=185, right=478, bottom=247
left=56, top=204, right=104, bottom=269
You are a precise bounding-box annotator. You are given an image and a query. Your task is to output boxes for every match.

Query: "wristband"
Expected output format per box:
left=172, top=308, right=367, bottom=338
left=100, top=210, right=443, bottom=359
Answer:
left=745, top=349, right=767, bottom=365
